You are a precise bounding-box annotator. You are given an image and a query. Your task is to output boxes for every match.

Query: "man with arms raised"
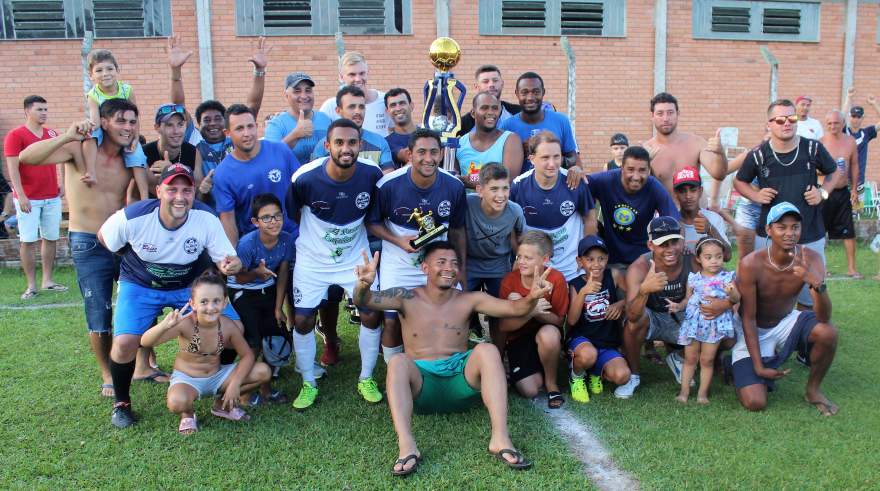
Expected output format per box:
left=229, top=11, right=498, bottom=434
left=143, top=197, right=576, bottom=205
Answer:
left=843, top=88, right=880, bottom=191
left=286, top=119, right=385, bottom=409
left=354, top=242, right=548, bottom=475
left=319, top=51, right=388, bottom=135
left=457, top=64, right=522, bottom=135
left=642, top=92, right=727, bottom=196
left=456, top=92, right=523, bottom=187
left=19, top=99, right=160, bottom=397
left=819, top=110, right=860, bottom=278
left=734, top=202, right=838, bottom=415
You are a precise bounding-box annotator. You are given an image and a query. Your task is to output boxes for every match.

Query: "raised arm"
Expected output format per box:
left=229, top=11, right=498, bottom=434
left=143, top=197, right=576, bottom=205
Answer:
left=625, top=257, right=665, bottom=321
left=699, top=129, right=729, bottom=180
left=474, top=266, right=551, bottom=319
left=141, top=307, right=189, bottom=347
left=867, top=95, right=880, bottom=131
left=166, top=34, right=193, bottom=106
left=245, top=37, right=271, bottom=118
left=352, top=251, right=411, bottom=313
left=19, top=121, right=92, bottom=166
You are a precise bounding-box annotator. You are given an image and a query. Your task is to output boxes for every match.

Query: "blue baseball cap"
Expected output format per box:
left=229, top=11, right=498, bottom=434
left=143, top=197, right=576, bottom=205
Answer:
left=578, top=235, right=608, bottom=256
left=766, top=201, right=801, bottom=225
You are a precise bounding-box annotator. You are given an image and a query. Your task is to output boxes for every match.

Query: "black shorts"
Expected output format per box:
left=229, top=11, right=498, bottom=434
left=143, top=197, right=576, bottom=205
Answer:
left=822, top=187, right=855, bottom=239
left=505, top=327, right=561, bottom=383
left=230, top=285, right=287, bottom=349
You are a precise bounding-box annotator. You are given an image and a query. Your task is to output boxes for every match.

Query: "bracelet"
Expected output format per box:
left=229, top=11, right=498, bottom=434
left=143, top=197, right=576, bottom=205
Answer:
left=253, top=69, right=266, bottom=77
left=171, top=76, right=182, bottom=82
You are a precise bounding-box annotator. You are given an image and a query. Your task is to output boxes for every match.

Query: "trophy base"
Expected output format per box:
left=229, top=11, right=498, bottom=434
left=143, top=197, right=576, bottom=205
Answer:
left=410, top=224, right=449, bottom=250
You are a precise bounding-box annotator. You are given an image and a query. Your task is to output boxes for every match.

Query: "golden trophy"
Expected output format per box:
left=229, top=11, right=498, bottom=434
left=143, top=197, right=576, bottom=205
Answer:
left=407, top=207, right=448, bottom=249
left=422, top=37, right=466, bottom=173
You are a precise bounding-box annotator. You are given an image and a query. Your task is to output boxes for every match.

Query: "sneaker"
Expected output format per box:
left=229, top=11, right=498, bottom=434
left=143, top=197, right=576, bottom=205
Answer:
left=666, top=352, right=684, bottom=385
left=357, top=377, right=383, bottom=403
left=589, top=375, right=604, bottom=395
left=570, top=375, right=589, bottom=403
left=294, top=361, right=326, bottom=379
left=796, top=352, right=811, bottom=367
left=111, top=402, right=136, bottom=428
left=614, top=374, right=640, bottom=399
left=292, top=382, right=318, bottom=410
left=320, top=338, right=341, bottom=366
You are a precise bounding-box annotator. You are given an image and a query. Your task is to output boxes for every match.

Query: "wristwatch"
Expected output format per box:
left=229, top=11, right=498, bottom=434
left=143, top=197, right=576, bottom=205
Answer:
left=819, top=188, right=829, bottom=201
left=810, top=282, right=827, bottom=293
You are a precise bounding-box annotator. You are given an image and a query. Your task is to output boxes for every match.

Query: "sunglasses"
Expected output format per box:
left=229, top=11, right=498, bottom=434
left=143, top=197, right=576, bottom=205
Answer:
left=157, top=104, right=185, bottom=115
left=768, top=115, right=799, bottom=125
left=257, top=213, right=284, bottom=224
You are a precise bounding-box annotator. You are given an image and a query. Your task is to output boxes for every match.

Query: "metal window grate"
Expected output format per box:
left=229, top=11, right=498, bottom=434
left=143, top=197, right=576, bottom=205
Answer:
left=501, top=0, right=545, bottom=30
left=338, top=0, right=385, bottom=34
left=92, top=0, right=144, bottom=37
left=561, top=2, right=603, bottom=36
left=10, top=0, right=66, bottom=38
left=262, top=0, right=311, bottom=33
left=762, top=8, right=800, bottom=35
left=711, top=6, right=750, bottom=33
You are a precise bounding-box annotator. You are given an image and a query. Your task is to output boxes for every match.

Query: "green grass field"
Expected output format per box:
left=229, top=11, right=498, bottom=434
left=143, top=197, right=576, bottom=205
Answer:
left=0, top=243, right=878, bottom=489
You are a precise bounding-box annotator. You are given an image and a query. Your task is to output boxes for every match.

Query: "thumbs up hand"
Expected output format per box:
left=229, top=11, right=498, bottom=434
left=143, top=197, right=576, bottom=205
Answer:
left=694, top=211, right=709, bottom=234
left=199, top=169, right=215, bottom=195
left=705, top=128, right=723, bottom=154
left=639, top=259, right=668, bottom=295
left=291, top=109, right=314, bottom=140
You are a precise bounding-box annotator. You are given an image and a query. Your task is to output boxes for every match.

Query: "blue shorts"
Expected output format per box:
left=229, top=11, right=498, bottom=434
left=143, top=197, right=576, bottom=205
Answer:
left=113, top=280, right=239, bottom=337
left=567, top=336, right=623, bottom=377
left=466, top=276, right=502, bottom=297
left=70, top=232, right=119, bottom=333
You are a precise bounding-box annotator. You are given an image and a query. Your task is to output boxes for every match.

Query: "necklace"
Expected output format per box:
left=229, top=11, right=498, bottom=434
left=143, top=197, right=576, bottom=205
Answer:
left=766, top=242, right=798, bottom=272
left=769, top=137, right=800, bottom=167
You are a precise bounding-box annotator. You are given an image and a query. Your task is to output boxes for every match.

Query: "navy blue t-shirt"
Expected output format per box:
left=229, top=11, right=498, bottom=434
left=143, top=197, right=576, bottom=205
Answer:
left=385, top=131, right=411, bottom=169
left=845, top=125, right=877, bottom=186
left=587, top=170, right=679, bottom=265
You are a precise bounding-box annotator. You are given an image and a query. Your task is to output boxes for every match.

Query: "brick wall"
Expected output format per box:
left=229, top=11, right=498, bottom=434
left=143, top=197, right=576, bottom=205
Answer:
left=1, top=0, right=878, bottom=180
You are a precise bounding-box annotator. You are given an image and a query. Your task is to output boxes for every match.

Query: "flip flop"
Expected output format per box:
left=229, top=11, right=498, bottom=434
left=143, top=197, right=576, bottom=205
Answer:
left=178, top=415, right=198, bottom=435
left=133, top=371, right=169, bottom=384
left=42, top=284, right=68, bottom=292
left=100, top=383, right=115, bottom=397
left=391, top=453, right=422, bottom=477
left=805, top=397, right=839, bottom=417
left=211, top=406, right=251, bottom=421
left=489, top=448, right=533, bottom=470
left=547, top=391, right=565, bottom=409
left=20, top=288, right=38, bottom=300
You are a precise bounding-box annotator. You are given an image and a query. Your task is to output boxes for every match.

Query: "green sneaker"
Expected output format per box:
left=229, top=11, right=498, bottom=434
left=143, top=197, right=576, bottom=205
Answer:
left=357, top=377, right=383, bottom=403
left=292, top=382, right=318, bottom=410
left=589, top=375, right=604, bottom=395
left=570, top=375, right=589, bottom=403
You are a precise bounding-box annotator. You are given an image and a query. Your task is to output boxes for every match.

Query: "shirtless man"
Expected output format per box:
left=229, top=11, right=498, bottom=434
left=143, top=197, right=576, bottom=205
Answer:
left=353, top=241, right=551, bottom=476
left=19, top=99, right=164, bottom=395
left=642, top=92, right=728, bottom=196
left=819, top=110, right=861, bottom=278
left=733, top=202, right=839, bottom=416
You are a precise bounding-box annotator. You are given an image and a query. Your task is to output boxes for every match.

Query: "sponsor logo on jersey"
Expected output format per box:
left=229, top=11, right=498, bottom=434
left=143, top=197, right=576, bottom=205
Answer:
left=268, top=169, right=282, bottom=183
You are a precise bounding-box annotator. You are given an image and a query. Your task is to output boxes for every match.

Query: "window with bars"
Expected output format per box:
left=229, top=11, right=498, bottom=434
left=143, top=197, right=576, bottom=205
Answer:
left=236, top=0, right=411, bottom=36
left=0, top=0, right=171, bottom=39
left=479, top=0, right=625, bottom=37
left=693, top=0, right=819, bottom=42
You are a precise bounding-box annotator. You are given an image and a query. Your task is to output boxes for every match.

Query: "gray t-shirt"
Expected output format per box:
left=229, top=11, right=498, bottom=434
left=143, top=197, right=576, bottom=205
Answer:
left=682, top=208, right=728, bottom=255
left=465, top=194, right=525, bottom=278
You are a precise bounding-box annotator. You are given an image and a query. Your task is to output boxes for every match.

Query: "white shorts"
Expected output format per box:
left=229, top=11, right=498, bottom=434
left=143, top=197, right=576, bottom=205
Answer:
left=14, top=196, right=62, bottom=242
left=731, top=310, right=800, bottom=364
left=291, top=265, right=377, bottom=313
left=379, top=262, right=426, bottom=291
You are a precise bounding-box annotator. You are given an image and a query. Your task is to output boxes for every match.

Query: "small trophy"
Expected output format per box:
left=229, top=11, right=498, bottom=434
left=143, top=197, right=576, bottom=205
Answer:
left=422, top=37, right=466, bottom=173
left=408, top=207, right=448, bottom=249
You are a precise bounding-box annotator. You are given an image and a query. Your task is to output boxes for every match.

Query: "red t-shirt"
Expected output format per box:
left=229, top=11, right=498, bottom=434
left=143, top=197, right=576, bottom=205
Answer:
left=500, top=267, right=570, bottom=342
left=3, top=125, right=60, bottom=200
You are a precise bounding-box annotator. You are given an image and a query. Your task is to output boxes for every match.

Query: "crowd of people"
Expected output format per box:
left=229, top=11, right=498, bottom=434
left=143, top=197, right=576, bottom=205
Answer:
left=4, top=35, right=878, bottom=477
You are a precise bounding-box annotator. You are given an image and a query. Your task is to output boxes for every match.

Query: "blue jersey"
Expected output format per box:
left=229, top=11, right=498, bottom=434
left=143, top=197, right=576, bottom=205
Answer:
left=213, top=140, right=300, bottom=238
left=312, top=128, right=394, bottom=170
left=228, top=230, right=296, bottom=289
left=99, top=200, right=236, bottom=290
left=510, top=169, right=594, bottom=280
left=370, top=167, right=466, bottom=285
left=287, top=157, right=383, bottom=273
left=587, top=169, right=680, bottom=265
left=499, top=111, right=578, bottom=174
left=845, top=125, right=877, bottom=186
left=264, top=111, right=333, bottom=165
left=385, top=131, right=411, bottom=168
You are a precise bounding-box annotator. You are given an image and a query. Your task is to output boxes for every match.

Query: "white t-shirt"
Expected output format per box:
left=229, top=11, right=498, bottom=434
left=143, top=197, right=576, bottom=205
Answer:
left=796, top=117, right=824, bottom=140
left=319, top=89, right=389, bottom=136
left=682, top=208, right=729, bottom=255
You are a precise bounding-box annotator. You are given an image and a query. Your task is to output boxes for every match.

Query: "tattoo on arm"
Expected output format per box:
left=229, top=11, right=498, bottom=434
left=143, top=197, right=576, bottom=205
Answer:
left=359, top=287, right=414, bottom=312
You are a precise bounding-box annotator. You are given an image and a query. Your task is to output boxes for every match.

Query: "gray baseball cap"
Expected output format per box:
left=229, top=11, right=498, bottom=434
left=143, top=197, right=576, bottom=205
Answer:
left=285, top=72, right=315, bottom=90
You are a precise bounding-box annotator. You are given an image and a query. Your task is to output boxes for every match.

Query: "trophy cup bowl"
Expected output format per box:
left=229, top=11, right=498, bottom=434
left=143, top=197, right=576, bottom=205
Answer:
left=428, top=37, right=461, bottom=73
left=408, top=208, right=449, bottom=249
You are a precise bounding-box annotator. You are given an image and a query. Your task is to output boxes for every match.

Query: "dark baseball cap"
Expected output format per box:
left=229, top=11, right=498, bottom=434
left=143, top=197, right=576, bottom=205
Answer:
left=160, top=163, right=194, bottom=185
left=851, top=106, right=865, bottom=118
left=577, top=235, right=608, bottom=256
left=647, top=216, right=683, bottom=245
left=155, top=103, right=186, bottom=125
left=285, top=72, right=315, bottom=90
left=672, top=166, right=701, bottom=189
left=610, top=133, right=629, bottom=147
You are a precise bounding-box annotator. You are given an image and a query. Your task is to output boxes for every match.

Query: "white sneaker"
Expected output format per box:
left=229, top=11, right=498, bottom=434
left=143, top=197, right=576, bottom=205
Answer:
left=614, top=374, right=640, bottom=399
left=294, top=361, right=326, bottom=379
left=666, top=352, right=684, bottom=385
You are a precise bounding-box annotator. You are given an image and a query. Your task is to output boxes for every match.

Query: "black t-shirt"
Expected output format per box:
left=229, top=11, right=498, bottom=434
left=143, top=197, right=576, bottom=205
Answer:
left=606, top=159, right=620, bottom=171
left=644, top=252, right=693, bottom=314
left=736, top=138, right=837, bottom=242
left=567, top=269, right=621, bottom=349
left=457, top=100, right=522, bottom=136
left=143, top=140, right=198, bottom=171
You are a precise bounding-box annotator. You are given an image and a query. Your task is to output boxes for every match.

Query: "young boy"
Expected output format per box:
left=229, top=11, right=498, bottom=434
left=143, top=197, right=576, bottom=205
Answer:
left=499, top=230, right=569, bottom=408
left=81, top=49, right=149, bottom=201
left=464, top=163, right=524, bottom=345
left=566, top=235, right=631, bottom=403
left=227, top=193, right=295, bottom=404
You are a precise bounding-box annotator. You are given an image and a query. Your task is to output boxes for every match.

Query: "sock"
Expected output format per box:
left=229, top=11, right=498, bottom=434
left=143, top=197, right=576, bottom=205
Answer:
left=109, top=359, right=136, bottom=404
left=382, top=344, right=404, bottom=364
left=293, top=330, right=317, bottom=385
left=358, top=324, right=382, bottom=380
left=571, top=367, right=585, bottom=379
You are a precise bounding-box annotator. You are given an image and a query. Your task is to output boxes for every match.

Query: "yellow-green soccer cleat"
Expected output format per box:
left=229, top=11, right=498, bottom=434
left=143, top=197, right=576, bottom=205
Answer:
left=570, top=375, right=590, bottom=403
left=589, top=375, right=604, bottom=395
left=292, top=382, right=318, bottom=410
left=357, top=377, right=383, bottom=403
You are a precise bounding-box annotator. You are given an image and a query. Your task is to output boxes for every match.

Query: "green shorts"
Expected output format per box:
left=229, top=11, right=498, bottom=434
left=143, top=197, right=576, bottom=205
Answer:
left=413, top=350, right=481, bottom=414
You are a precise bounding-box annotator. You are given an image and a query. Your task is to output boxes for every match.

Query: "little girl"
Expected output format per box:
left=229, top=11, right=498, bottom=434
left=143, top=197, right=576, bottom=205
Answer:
left=668, top=237, right=740, bottom=404
left=141, top=271, right=271, bottom=434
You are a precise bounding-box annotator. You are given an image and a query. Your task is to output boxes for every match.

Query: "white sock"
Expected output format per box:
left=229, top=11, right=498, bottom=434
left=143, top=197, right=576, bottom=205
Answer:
left=571, top=368, right=585, bottom=379
left=293, top=330, right=317, bottom=385
left=382, top=344, right=404, bottom=364
left=358, top=324, right=382, bottom=380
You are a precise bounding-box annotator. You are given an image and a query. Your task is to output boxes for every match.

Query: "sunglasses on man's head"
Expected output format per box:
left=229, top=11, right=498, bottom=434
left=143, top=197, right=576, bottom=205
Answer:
left=157, top=104, right=185, bottom=115
left=768, top=115, right=799, bottom=125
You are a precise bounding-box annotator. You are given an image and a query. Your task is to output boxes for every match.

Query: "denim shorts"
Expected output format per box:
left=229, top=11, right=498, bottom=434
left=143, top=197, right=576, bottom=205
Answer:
left=14, top=196, right=62, bottom=242
left=69, top=231, right=119, bottom=334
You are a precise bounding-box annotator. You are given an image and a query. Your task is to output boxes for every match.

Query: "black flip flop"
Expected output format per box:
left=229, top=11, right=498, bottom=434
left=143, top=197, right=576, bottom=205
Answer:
left=548, top=391, right=565, bottom=409
left=490, top=448, right=533, bottom=470
left=391, top=453, right=422, bottom=477
left=133, top=371, right=169, bottom=384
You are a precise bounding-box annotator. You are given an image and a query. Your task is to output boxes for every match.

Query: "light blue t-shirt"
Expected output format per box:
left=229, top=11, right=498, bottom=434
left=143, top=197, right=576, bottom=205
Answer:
left=499, top=110, right=579, bottom=175
left=311, top=128, right=394, bottom=170
left=264, top=111, right=333, bottom=165
left=456, top=131, right=512, bottom=184
left=228, top=230, right=296, bottom=290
